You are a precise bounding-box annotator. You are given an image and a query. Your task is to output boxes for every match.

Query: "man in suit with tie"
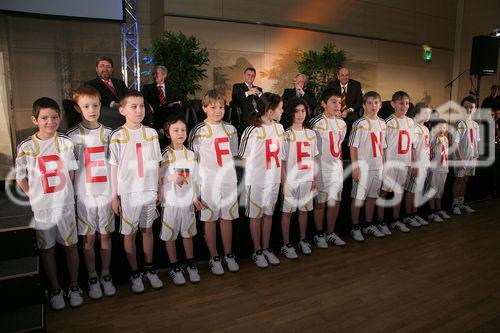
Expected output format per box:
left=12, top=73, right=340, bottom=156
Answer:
left=282, top=73, right=318, bottom=115
left=231, top=67, right=263, bottom=130
left=326, top=67, right=363, bottom=159
left=141, top=65, right=182, bottom=130
left=86, top=56, right=129, bottom=129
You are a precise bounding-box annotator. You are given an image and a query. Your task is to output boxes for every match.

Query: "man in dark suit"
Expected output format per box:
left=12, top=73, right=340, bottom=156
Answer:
left=141, top=65, right=182, bottom=130
left=326, top=67, right=363, bottom=159
left=282, top=73, right=317, bottom=115
left=231, top=67, right=262, bottom=130
left=326, top=67, right=363, bottom=122
left=85, top=56, right=129, bottom=129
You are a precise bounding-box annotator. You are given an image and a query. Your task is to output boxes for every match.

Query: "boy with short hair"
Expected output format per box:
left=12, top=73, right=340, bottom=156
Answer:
left=109, top=90, right=163, bottom=293
left=377, top=91, right=414, bottom=234
left=67, top=85, right=116, bottom=299
left=310, top=90, right=347, bottom=248
left=188, top=90, right=240, bottom=276
left=349, top=91, right=387, bottom=242
left=452, top=96, right=480, bottom=215
left=16, top=97, right=83, bottom=310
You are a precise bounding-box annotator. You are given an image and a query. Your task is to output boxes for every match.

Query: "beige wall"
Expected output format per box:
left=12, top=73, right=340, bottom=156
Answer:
left=1, top=0, right=499, bottom=174
left=163, top=0, right=457, bottom=106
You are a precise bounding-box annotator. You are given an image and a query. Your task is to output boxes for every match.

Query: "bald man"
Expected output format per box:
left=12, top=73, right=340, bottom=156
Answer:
left=326, top=67, right=363, bottom=158
left=282, top=74, right=318, bottom=114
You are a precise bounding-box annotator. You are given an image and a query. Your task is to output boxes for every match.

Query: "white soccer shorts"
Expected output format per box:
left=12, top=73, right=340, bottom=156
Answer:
left=33, top=205, right=78, bottom=249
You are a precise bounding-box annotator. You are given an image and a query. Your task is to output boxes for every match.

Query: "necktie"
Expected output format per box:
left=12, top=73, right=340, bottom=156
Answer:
left=158, top=85, right=167, bottom=106
left=341, top=86, right=347, bottom=112
left=103, top=79, right=117, bottom=97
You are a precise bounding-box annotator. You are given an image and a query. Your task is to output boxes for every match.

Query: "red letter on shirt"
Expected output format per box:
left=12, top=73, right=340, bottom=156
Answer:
left=297, top=141, right=311, bottom=170
left=469, top=128, right=474, bottom=150
left=265, top=139, right=280, bottom=169
left=38, top=155, right=66, bottom=194
left=370, top=132, right=383, bottom=157
left=398, top=130, right=410, bottom=154
left=214, top=137, right=230, bottom=167
left=136, top=143, right=144, bottom=177
left=440, top=144, right=448, bottom=165
left=328, top=131, right=341, bottom=158
left=84, top=146, right=107, bottom=183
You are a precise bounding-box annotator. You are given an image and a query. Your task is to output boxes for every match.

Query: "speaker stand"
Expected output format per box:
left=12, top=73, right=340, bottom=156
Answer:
left=445, top=69, right=467, bottom=121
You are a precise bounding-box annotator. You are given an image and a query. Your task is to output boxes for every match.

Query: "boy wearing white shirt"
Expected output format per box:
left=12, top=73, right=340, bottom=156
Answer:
left=109, top=91, right=163, bottom=293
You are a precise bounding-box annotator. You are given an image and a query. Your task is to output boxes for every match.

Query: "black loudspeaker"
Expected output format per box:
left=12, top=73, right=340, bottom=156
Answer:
left=470, top=35, right=499, bottom=76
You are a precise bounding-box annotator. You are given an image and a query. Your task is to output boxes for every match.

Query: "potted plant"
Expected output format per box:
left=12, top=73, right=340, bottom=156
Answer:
left=145, top=31, right=210, bottom=103
left=296, top=42, right=347, bottom=101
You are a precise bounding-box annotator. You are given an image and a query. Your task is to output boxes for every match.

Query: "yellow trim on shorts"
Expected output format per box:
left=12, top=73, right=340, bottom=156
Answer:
left=121, top=216, right=137, bottom=233
left=249, top=195, right=263, bottom=219
left=229, top=200, right=238, bottom=220
left=77, top=216, right=93, bottom=235
left=161, top=219, right=176, bottom=241
left=66, top=222, right=77, bottom=246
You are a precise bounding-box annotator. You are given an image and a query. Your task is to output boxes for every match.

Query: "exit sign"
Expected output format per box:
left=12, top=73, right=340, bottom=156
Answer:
left=423, top=45, right=432, bottom=62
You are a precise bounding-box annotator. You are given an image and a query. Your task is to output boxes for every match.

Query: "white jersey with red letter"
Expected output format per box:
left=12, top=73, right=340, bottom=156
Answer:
left=282, top=128, right=319, bottom=184
left=108, top=125, right=162, bottom=195
left=188, top=120, right=238, bottom=184
left=66, top=123, right=112, bottom=196
left=454, top=119, right=480, bottom=159
left=348, top=116, right=387, bottom=171
left=160, top=146, right=198, bottom=208
left=309, top=113, right=346, bottom=182
left=384, top=114, right=414, bottom=165
left=412, top=123, right=431, bottom=168
left=15, top=133, right=78, bottom=211
left=430, top=136, right=449, bottom=173
left=238, top=122, right=284, bottom=185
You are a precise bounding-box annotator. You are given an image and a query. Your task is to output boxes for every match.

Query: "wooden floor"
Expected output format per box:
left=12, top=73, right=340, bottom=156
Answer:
left=47, top=198, right=500, bottom=333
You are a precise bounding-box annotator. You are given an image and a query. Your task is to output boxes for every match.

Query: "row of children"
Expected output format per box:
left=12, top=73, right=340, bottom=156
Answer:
left=15, top=85, right=479, bottom=311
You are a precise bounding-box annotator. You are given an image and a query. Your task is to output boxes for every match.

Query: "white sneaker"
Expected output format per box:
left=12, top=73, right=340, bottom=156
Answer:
left=377, top=223, right=392, bottom=236
left=428, top=213, right=444, bottom=223
left=404, top=216, right=421, bottom=228
left=437, top=210, right=451, bottom=219
left=452, top=205, right=462, bottom=215
left=252, top=250, right=269, bottom=269
left=144, top=270, right=164, bottom=289
left=88, top=277, right=103, bottom=300
left=263, top=249, right=280, bottom=265
left=350, top=227, right=364, bottom=242
left=224, top=253, right=240, bottom=272
left=67, top=286, right=84, bottom=308
left=325, top=232, right=346, bottom=246
left=362, top=224, right=385, bottom=238
left=100, top=275, right=116, bottom=296
left=299, top=239, right=312, bottom=255
left=169, top=267, right=186, bottom=286
left=50, top=288, right=65, bottom=311
left=209, top=256, right=224, bottom=276
left=391, top=221, right=410, bottom=233
left=281, top=244, right=298, bottom=259
left=186, top=264, right=201, bottom=283
left=414, top=215, right=429, bottom=226
left=460, top=204, right=475, bottom=213
left=130, top=272, right=145, bottom=294
left=313, top=234, right=328, bottom=249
